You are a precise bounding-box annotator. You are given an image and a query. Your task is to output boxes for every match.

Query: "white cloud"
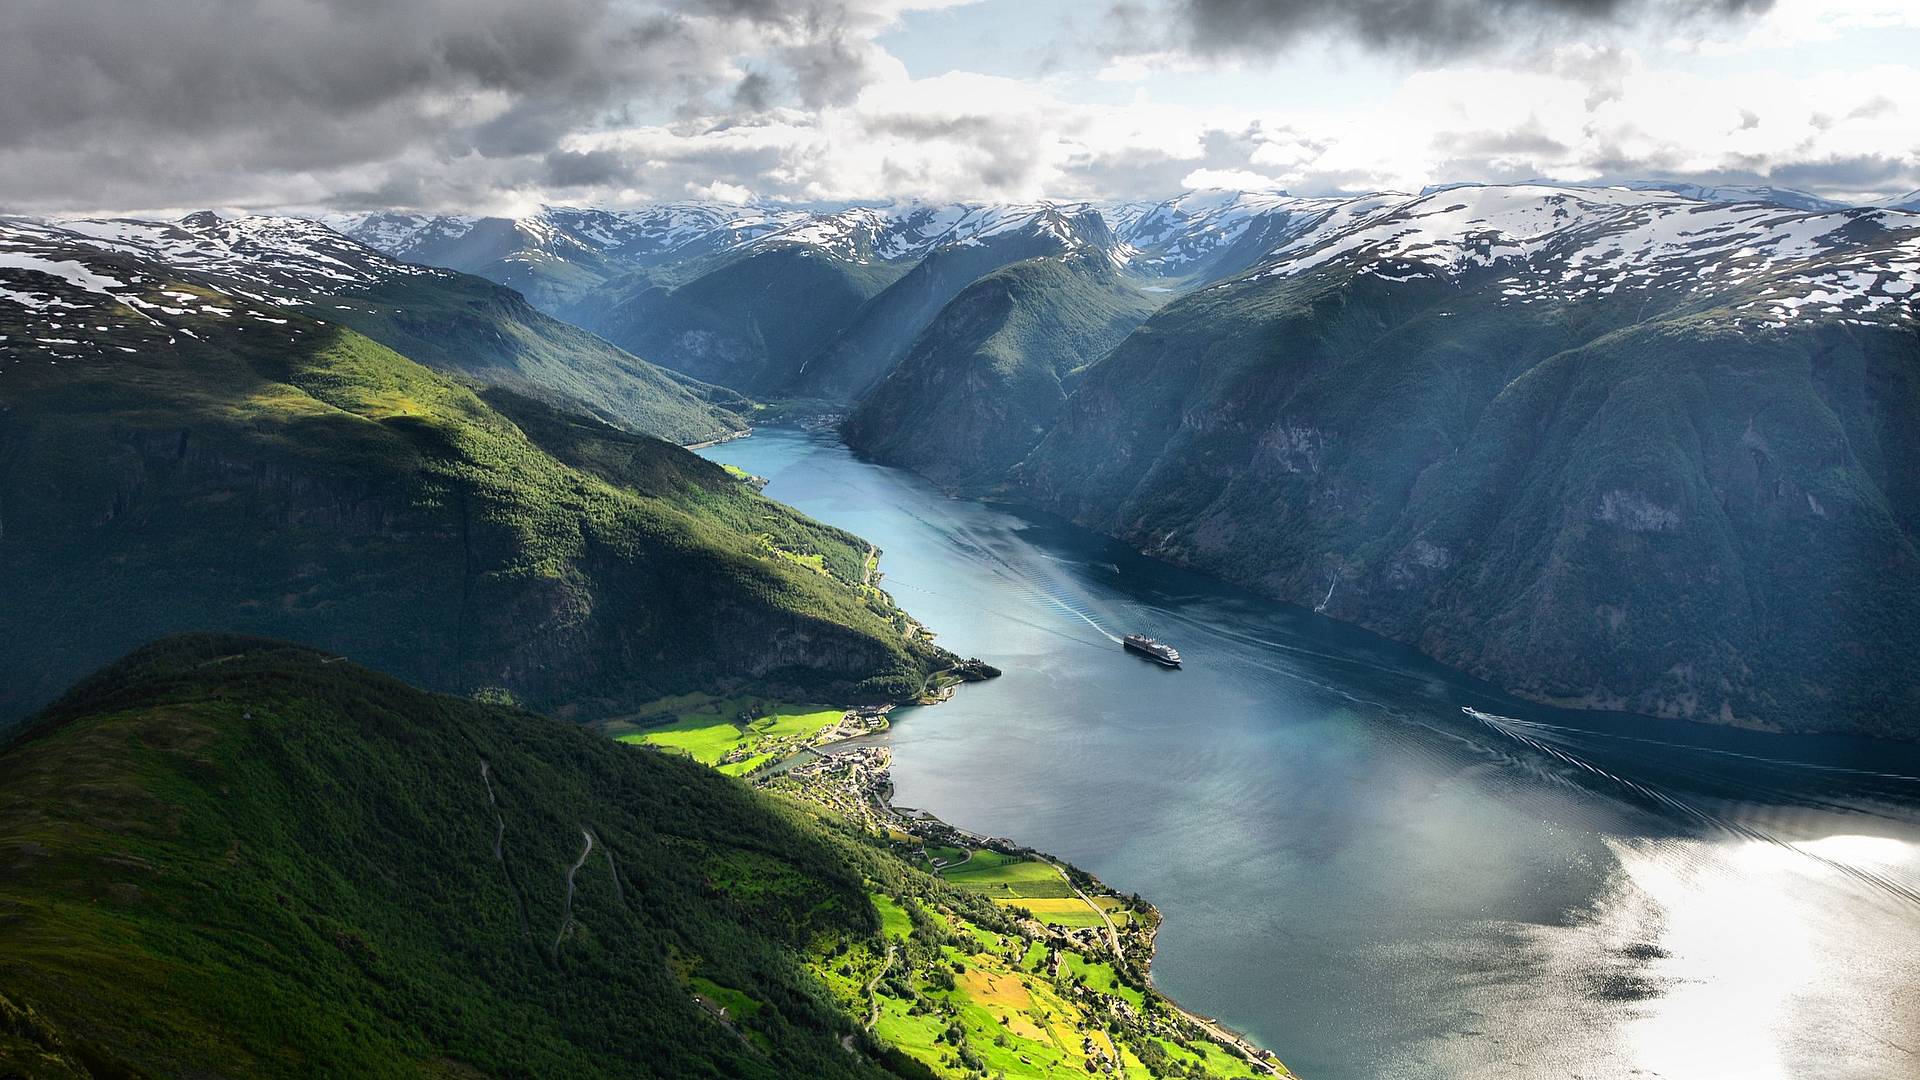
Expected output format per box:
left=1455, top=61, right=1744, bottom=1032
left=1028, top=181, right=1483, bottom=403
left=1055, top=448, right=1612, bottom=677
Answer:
left=1182, top=168, right=1285, bottom=192
left=1685, top=0, right=1920, bottom=55
left=4, top=0, right=1916, bottom=211
left=686, top=180, right=756, bottom=203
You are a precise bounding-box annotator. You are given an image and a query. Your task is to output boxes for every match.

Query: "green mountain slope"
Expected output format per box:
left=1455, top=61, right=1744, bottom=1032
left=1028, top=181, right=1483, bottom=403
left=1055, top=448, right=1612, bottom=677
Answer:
left=328, top=273, right=749, bottom=446
left=790, top=214, right=1116, bottom=402
left=0, top=636, right=900, bottom=1078
left=841, top=252, right=1161, bottom=488
left=560, top=248, right=905, bottom=396
left=1017, top=260, right=1920, bottom=737
left=4, top=215, right=744, bottom=446
left=0, top=637, right=1284, bottom=1079
left=0, top=250, right=944, bottom=726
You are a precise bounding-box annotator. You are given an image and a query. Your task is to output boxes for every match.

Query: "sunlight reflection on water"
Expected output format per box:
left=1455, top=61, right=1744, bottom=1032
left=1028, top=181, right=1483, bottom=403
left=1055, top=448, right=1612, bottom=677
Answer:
left=703, top=428, right=1920, bottom=1080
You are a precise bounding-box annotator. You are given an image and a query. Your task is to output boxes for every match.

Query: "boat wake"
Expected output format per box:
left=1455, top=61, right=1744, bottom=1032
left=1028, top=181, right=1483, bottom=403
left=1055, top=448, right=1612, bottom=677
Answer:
left=1466, top=707, right=1920, bottom=908
left=939, top=518, right=1125, bottom=645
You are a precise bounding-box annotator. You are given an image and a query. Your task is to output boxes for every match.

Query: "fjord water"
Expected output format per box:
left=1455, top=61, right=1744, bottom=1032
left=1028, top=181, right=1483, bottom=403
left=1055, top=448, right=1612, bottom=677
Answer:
left=703, top=428, right=1920, bottom=1080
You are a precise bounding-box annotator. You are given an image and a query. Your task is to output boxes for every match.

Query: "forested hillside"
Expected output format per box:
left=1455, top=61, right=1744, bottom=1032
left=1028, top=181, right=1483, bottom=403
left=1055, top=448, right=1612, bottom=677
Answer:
left=0, top=637, right=1280, bottom=1079
left=1016, top=189, right=1920, bottom=735
left=0, top=228, right=944, bottom=725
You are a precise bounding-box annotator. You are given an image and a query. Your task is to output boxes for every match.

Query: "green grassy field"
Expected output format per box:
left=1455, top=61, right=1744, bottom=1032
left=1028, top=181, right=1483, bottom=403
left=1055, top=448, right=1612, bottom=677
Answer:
left=851, top=894, right=1265, bottom=1079
left=611, top=696, right=845, bottom=776
left=868, top=913, right=1106, bottom=1078
left=934, top=848, right=1134, bottom=933
left=939, top=850, right=1075, bottom=898
left=995, top=896, right=1109, bottom=929
left=872, top=894, right=915, bottom=942
left=922, top=844, right=967, bottom=868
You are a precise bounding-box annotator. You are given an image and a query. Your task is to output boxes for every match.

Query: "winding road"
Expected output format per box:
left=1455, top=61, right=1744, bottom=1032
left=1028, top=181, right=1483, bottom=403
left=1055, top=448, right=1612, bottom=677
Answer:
left=554, top=827, right=594, bottom=953
left=478, top=761, right=534, bottom=945
left=1042, top=859, right=1122, bottom=956
left=479, top=761, right=505, bottom=859
left=864, top=944, right=896, bottom=1031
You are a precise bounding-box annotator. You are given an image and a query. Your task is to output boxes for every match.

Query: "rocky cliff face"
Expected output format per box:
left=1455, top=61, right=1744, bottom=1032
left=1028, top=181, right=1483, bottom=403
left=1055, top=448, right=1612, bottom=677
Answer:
left=1017, top=261, right=1920, bottom=736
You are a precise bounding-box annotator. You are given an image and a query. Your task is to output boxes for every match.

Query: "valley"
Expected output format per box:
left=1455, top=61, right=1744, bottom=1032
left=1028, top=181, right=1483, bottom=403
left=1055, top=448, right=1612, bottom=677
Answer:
left=0, top=211, right=1295, bottom=1076
left=341, top=184, right=1920, bottom=739
left=9, top=6, right=1918, bottom=1078
left=3, top=185, right=1916, bottom=1078
left=699, top=425, right=1920, bottom=1080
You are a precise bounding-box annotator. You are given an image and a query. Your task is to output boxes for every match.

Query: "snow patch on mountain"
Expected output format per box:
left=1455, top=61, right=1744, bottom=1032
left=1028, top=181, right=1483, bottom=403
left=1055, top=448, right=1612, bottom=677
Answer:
left=0, top=251, right=135, bottom=304
left=0, top=213, right=438, bottom=367
left=10, top=213, right=442, bottom=302
left=322, top=184, right=1920, bottom=329
left=1244, top=185, right=1920, bottom=327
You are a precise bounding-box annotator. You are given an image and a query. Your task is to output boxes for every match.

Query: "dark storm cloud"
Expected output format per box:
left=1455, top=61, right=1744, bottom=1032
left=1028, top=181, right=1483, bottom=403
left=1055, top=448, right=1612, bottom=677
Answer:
left=690, top=0, right=902, bottom=108
left=1168, top=0, right=1773, bottom=60
left=0, top=0, right=676, bottom=145
left=1545, top=154, right=1917, bottom=201
left=543, top=148, right=635, bottom=187
left=0, top=0, right=895, bottom=212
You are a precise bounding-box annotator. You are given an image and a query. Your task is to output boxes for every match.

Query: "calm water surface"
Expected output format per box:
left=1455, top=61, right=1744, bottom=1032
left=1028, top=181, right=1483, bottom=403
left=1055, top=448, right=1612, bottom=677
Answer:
left=704, top=427, right=1920, bottom=1080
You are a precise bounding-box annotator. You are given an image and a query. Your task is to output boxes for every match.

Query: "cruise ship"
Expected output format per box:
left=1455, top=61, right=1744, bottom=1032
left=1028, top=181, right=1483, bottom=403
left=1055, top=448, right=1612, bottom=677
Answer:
left=1122, top=634, right=1181, bottom=668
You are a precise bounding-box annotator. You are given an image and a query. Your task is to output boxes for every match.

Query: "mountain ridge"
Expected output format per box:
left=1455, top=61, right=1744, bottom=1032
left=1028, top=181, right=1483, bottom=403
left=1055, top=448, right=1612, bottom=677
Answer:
left=0, top=234, right=947, bottom=725
left=0, top=635, right=1286, bottom=1079
left=1004, top=192, right=1920, bottom=737
left=3, top=213, right=748, bottom=445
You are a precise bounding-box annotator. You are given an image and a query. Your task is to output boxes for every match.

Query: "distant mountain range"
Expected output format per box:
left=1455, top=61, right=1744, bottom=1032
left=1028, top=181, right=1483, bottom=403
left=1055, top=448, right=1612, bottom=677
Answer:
left=8, top=181, right=1916, bottom=738
left=333, top=182, right=1920, bottom=739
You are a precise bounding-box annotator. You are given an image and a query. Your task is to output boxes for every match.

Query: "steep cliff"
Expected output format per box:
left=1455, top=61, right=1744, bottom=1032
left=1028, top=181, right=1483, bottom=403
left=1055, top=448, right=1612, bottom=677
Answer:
left=1017, top=191, right=1920, bottom=736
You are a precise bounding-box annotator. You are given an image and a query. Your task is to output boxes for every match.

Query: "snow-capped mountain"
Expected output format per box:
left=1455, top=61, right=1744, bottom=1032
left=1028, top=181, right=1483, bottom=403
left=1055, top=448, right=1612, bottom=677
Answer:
left=331, top=182, right=1909, bottom=312
left=0, top=212, right=453, bottom=367
left=0, top=213, right=746, bottom=443
left=1612, top=180, right=1846, bottom=212
left=318, top=211, right=479, bottom=257
left=3, top=212, right=444, bottom=309
left=533, top=204, right=812, bottom=263
left=336, top=199, right=1126, bottom=272
left=1098, top=189, right=1363, bottom=278
left=328, top=203, right=813, bottom=272
left=1239, top=184, right=1920, bottom=328
left=696, top=201, right=1077, bottom=264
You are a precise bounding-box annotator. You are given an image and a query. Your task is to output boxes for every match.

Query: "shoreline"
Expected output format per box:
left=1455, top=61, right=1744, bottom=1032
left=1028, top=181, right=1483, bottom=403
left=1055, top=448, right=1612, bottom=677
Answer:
left=694, top=425, right=1286, bottom=1073
left=682, top=427, right=752, bottom=451
left=765, top=697, right=1290, bottom=1076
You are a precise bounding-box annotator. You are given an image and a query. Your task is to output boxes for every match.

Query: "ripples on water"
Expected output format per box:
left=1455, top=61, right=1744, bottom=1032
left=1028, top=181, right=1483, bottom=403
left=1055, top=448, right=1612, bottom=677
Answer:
left=703, top=428, right=1920, bottom=1080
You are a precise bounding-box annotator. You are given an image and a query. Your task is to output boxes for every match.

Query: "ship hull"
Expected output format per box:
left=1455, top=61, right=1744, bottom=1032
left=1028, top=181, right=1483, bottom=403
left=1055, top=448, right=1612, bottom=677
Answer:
left=1123, top=640, right=1181, bottom=667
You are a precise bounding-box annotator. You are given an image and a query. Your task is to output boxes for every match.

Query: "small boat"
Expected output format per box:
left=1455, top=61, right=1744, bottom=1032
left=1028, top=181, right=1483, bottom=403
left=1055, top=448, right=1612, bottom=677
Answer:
left=1122, top=633, right=1181, bottom=668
